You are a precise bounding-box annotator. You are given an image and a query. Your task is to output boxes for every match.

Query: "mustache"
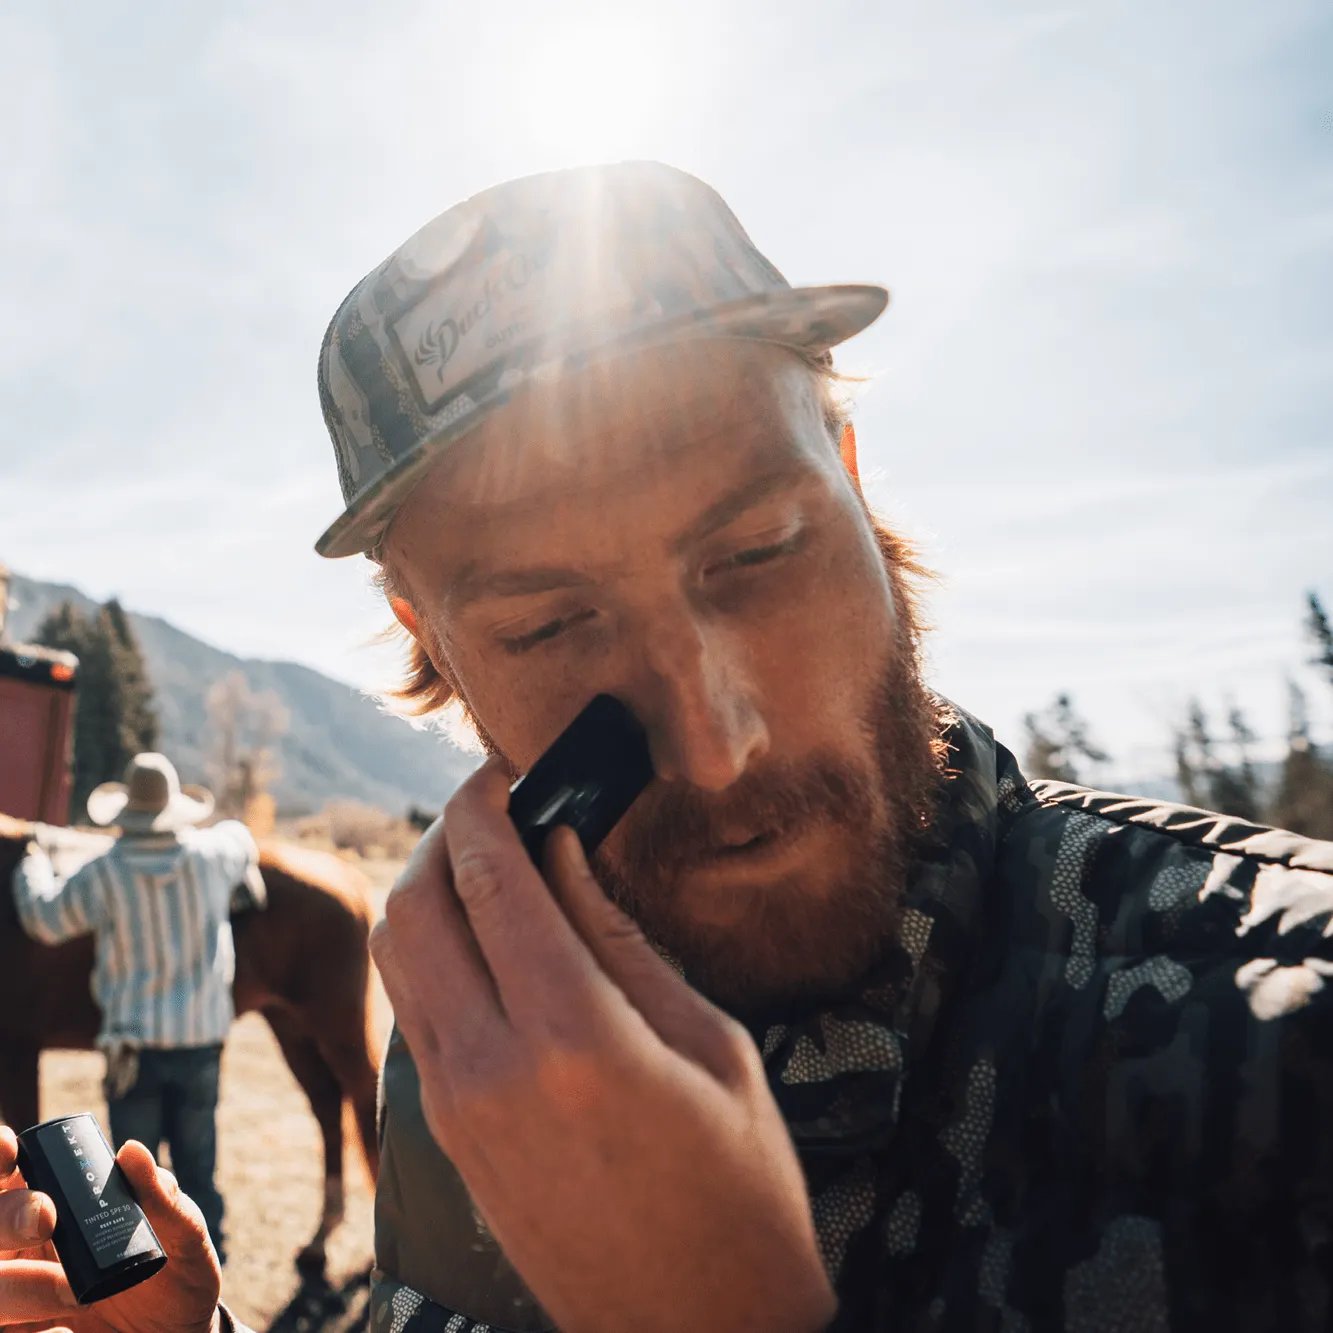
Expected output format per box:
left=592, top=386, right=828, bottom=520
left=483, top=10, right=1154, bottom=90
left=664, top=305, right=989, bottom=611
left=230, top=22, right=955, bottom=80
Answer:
left=600, top=755, right=876, bottom=882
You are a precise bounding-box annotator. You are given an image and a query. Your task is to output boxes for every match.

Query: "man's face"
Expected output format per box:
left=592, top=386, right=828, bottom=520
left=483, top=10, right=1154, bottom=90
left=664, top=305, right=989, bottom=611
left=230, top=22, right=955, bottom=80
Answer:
left=386, top=342, right=940, bottom=1011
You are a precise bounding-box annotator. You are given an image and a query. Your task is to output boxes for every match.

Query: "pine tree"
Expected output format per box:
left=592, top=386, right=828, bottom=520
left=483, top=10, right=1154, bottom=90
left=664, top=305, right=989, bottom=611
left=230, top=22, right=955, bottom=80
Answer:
left=1210, top=705, right=1262, bottom=822
left=36, top=602, right=104, bottom=817
left=1175, top=699, right=1263, bottom=821
left=1173, top=700, right=1211, bottom=809
left=1264, top=592, right=1333, bottom=838
left=102, top=598, right=158, bottom=759
left=1271, top=681, right=1333, bottom=839
left=33, top=602, right=86, bottom=659
left=1022, top=693, right=1109, bottom=784
left=34, top=597, right=159, bottom=821
left=1307, top=592, right=1333, bottom=686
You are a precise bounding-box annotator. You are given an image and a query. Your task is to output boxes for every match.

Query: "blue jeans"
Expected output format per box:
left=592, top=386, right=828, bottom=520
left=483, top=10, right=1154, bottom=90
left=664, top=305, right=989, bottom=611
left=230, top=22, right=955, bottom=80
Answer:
left=107, top=1045, right=225, bottom=1258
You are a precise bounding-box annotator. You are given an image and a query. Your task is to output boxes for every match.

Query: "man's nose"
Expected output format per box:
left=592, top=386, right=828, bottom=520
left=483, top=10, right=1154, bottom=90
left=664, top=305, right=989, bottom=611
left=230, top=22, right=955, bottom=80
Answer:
left=630, top=610, right=769, bottom=792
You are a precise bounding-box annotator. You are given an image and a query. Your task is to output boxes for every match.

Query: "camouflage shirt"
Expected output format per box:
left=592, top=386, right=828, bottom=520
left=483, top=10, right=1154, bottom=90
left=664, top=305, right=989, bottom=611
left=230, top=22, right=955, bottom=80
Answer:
left=370, top=705, right=1333, bottom=1332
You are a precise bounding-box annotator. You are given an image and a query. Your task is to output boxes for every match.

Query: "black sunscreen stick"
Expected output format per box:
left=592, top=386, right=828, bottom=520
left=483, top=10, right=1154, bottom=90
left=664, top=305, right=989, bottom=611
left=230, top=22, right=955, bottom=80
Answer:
left=508, top=694, right=654, bottom=866
left=16, top=1114, right=167, bottom=1304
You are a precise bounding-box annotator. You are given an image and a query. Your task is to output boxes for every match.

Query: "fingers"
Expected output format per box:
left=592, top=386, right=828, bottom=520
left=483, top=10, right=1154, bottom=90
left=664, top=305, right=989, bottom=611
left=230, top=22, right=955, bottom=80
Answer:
left=368, top=920, right=431, bottom=1043
left=375, top=799, right=509, bottom=1071
left=381, top=756, right=716, bottom=1098
left=115, top=1142, right=214, bottom=1262
left=439, top=759, right=606, bottom=1019
left=0, top=1125, right=18, bottom=1181
left=0, top=1131, right=74, bottom=1323
left=544, top=827, right=751, bottom=1080
left=0, top=1259, right=76, bottom=1323
left=0, top=1188, right=56, bottom=1251
left=380, top=811, right=484, bottom=990
left=0, top=1126, right=58, bottom=1257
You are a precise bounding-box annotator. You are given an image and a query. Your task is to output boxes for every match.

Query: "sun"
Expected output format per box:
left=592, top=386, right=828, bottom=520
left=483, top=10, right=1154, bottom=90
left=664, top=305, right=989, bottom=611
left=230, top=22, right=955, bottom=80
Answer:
left=509, top=14, right=682, bottom=162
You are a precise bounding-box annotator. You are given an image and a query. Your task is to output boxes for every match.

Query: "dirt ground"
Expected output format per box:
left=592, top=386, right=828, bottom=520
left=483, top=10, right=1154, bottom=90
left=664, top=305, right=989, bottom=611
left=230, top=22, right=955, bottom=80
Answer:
left=37, top=858, right=403, bottom=1333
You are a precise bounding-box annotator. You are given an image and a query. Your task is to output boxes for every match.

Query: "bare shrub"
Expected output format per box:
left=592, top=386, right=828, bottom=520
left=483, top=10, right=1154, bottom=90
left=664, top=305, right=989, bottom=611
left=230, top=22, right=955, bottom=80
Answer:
left=292, top=800, right=420, bottom=860
left=207, top=671, right=288, bottom=820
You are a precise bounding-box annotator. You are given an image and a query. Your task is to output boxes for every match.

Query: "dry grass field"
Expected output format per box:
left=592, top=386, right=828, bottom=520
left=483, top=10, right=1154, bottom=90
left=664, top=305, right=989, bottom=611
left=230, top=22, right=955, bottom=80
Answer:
left=37, top=857, right=403, bottom=1333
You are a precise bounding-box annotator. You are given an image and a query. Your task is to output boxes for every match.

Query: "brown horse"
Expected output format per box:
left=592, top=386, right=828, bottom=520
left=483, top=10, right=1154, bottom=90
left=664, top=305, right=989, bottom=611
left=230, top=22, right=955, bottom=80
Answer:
left=0, top=814, right=382, bottom=1275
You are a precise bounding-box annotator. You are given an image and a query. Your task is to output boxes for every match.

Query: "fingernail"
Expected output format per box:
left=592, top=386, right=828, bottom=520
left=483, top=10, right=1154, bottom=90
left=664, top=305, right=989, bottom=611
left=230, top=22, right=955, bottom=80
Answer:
left=559, top=827, right=590, bottom=873
left=19, top=1193, right=47, bottom=1243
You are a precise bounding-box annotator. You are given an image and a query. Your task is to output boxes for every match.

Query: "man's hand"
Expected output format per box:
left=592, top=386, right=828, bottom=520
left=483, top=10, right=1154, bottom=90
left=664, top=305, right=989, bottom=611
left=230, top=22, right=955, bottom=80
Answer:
left=371, top=758, right=836, bottom=1333
left=0, top=1125, right=220, bottom=1333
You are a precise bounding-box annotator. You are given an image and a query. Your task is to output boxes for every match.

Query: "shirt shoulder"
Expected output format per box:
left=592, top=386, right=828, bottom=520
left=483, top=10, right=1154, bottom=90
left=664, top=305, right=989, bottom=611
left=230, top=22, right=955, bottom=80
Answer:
left=1019, top=782, right=1333, bottom=922
left=999, top=776, right=1333, bottom=1000
left=1023, top=780, right=1333, bottom=875
left=181, top=821, right=259, bottom=859
left=177, top=823, right=261, bottom=905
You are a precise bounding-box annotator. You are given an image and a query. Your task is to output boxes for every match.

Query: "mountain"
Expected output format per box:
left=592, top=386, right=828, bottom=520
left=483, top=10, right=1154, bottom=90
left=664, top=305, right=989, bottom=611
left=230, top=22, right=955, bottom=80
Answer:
left=4, top=572, right=479, bottom=816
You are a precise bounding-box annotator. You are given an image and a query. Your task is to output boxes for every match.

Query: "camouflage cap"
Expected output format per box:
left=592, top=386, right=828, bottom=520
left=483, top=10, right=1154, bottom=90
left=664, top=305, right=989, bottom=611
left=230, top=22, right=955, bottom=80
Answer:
left=315, top=160, right=888, bottom=559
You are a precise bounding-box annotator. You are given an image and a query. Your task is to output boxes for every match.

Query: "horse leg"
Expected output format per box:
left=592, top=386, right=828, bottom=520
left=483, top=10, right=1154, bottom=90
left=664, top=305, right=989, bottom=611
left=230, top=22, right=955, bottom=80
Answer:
left=0, top=1040, right=40, bottom=1131
left=313, top=1029, right=380, bottom=1186
left=263, top=1006, right=345, bottom=1278
left=304, top=944, right=381, bottom=1186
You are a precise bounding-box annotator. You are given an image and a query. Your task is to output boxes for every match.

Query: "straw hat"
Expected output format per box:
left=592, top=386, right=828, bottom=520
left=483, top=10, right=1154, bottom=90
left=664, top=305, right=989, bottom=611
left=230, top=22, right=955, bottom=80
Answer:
left=86, top=753, right=215, bottom=833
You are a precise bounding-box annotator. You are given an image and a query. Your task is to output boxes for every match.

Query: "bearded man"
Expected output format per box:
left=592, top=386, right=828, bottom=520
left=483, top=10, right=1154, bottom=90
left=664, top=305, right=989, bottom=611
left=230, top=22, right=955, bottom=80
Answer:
left=4, top=162, right=1332, bottom=1333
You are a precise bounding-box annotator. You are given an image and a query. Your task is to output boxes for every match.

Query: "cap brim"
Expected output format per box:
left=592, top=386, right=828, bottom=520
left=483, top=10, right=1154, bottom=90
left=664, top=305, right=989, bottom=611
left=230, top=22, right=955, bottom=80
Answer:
left=315, top=282, right=888, bottom=560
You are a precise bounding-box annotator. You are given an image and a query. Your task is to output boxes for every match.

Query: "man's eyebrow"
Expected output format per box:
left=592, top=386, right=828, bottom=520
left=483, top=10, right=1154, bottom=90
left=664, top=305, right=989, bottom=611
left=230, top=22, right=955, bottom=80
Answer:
left=674, top=467, right=808, bottom=552
left=449, top=562, right=597, bottom=608
left=449, top=468, right=808, bottom=608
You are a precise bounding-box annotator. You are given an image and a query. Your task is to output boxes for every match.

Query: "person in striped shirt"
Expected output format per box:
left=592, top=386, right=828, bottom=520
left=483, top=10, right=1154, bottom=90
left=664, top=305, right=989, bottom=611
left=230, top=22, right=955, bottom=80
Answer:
left=12, top=751, right=264, bottom=1264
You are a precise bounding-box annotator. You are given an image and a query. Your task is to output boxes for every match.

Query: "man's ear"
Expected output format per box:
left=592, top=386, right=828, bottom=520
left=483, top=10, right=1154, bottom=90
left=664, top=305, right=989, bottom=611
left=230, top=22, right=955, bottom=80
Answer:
left=389, top=596, right=419, bottom=638
left=839, top=422, right=862, bottom=491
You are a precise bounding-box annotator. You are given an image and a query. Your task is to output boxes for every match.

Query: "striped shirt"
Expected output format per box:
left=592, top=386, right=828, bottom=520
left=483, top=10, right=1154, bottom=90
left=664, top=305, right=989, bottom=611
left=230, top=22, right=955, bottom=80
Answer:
left=13, top=821, right=264, bottom=1048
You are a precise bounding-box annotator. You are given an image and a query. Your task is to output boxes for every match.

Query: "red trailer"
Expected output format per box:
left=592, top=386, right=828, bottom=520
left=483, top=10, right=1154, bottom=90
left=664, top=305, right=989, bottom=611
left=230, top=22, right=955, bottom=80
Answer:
left=0, top=642, right=79, bottom=824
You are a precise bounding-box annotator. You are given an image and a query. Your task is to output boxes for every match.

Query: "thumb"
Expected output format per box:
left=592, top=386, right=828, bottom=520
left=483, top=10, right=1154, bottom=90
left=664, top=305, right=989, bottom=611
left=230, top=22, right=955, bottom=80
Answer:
left=115, top=1142, right=216, bottom=1264
left=544, top=827, right=747, bottom=1079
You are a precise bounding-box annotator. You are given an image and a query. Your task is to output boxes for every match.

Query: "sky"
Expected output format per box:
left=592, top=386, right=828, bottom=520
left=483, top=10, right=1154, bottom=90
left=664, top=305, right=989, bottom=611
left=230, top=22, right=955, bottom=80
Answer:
left=2, top=0, right=1331, bottom=785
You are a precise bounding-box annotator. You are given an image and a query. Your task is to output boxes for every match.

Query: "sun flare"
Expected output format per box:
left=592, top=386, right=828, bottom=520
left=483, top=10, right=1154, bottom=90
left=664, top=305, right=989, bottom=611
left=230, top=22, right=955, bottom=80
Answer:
left=511, top=15, right=680, bottom=160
